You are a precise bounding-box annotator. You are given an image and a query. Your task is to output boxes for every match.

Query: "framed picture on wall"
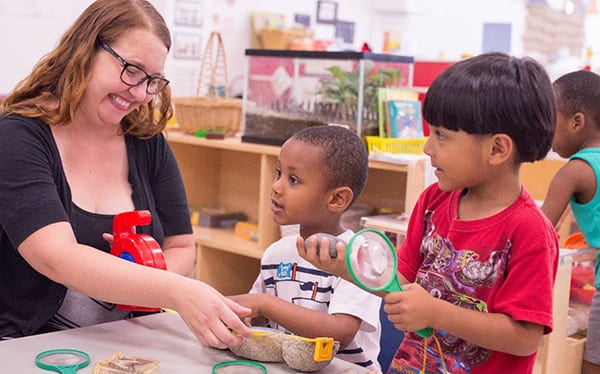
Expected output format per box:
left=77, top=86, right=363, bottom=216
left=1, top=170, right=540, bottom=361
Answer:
left=335, top=20, right=355, bottom=43
left=294, top=13, right=311, bottom=27
left=316, top=0, right=337, bottom=24
left=174, top=0, right=204, bottom=28
left=173, top=33, right=203, bottom=60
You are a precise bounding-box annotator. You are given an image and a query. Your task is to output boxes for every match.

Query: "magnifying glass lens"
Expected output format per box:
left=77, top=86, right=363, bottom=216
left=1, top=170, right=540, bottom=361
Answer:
left=212, top=360, right=267, bottom=373
left=214, top=366, right=263, bottom=373
left=357, top=241, right=388, bottom=278
left=350, top=231, right=395, bottom=289
left=35, top=349, right=90, bottom=374
left=38, top=352, right=88, bottom=366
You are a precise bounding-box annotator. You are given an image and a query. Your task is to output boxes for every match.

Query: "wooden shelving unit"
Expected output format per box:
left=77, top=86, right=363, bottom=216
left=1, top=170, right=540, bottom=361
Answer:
left=165, top=136, right=592, bottom=370
left=166, top=129, right=426, bottom=295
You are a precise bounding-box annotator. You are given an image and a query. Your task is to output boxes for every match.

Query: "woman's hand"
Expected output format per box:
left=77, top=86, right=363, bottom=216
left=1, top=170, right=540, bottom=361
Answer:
left=173, top=278, right=253, bottom=349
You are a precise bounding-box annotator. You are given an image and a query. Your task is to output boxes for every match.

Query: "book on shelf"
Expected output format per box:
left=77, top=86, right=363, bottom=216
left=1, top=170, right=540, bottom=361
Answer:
left=388, top=99, right=423, bottom=139
left=377, top=88, right=419, bottom=138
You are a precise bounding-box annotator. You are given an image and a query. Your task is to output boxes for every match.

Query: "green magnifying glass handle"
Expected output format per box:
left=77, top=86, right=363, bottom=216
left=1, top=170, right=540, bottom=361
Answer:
left=60, top=367, right=79, bottom=374
left=385, top=277, right=433, bottom=339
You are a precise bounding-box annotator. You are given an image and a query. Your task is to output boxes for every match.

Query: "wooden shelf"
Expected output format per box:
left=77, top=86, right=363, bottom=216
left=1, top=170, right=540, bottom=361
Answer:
left=193, top=226, right=263, bottom=259
left=166, top=128, right=280, bottom=155
left=167, top=130, right=426, bottom=295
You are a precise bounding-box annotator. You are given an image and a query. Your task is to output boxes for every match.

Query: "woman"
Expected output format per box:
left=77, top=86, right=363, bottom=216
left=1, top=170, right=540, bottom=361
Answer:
left=0, top=0, right=250, bottom=347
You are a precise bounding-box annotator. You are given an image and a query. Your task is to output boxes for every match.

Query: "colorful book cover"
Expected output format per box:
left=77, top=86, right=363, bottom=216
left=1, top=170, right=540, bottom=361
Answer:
left=388, top=99, right=423, bottom=139
left=377, top=88, right=419, bottom=137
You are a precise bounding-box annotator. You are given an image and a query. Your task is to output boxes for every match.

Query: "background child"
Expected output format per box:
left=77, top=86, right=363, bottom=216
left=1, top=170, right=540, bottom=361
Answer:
left=541, top=70, right=600, bottom=374
left=299, top=52, right=559, bottom=373
left=230, top=125, right=382, bottom=371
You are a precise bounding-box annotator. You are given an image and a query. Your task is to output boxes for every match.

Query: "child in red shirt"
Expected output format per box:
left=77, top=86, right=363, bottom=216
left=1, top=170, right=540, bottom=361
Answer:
left=299, top=52, right=559, bottom=373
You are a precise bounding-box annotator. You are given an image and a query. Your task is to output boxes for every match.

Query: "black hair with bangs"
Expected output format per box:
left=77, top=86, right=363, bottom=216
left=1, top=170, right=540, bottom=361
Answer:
left=423, top=52, right=556, bottom=163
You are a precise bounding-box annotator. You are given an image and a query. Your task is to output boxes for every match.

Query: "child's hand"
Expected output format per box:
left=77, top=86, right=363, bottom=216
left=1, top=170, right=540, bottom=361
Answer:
left=102, top=233, right=114, bottom=246
left=383, top=283, right=437, bottom=333
left=296, top=235, right=351, bottom=280
left=228, top=294, right=263, bottom=319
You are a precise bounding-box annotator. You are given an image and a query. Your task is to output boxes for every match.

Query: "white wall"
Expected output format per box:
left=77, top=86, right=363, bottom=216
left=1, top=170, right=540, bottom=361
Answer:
left=165, top=0, right=376, bottom=96
left=0, top=0, right=592, bottom=97
left=0, top=0, right=374, bottom=96
left=0, top=0, right=93, bottom=94
left=369, top=0, right=526, bottom=60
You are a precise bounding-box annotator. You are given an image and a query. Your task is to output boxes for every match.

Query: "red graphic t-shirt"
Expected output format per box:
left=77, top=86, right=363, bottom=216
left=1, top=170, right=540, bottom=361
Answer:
left=389, top=183, right=558, bottom=374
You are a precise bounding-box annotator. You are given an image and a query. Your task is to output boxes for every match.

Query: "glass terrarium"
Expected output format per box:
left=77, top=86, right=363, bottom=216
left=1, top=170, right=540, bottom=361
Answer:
left=241, top=49, right=414, bottom=145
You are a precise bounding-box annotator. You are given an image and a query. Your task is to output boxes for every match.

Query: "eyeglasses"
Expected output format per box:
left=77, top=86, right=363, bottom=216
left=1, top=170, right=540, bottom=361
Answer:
left=99, top=42, right=169, bottom=95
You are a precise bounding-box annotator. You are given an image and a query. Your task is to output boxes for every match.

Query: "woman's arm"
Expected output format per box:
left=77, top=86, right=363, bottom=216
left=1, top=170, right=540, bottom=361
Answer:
left=161, top=234, right=196, bottom=277
left=19, top=222, right=251, bottom=348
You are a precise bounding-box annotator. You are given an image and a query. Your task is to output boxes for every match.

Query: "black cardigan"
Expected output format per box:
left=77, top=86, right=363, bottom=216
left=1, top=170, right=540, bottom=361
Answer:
left=0, top=114, right=192, bottom=337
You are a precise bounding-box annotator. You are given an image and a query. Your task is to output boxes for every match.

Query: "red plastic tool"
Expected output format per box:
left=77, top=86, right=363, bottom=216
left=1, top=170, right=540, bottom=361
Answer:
left=110, top=210, right=166, bottom=311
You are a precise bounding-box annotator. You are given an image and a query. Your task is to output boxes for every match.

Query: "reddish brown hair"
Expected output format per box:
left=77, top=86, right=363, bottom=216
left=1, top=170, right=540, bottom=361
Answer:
left=1, top=0, right=172, bottom=138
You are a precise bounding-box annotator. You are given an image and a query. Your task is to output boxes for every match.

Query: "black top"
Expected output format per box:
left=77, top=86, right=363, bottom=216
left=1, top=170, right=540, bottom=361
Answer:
left=0, top=114, right=192, bottom=337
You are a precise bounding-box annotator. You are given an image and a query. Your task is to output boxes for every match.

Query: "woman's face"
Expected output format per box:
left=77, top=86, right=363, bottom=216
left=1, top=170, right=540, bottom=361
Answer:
left=79, top=29, right=168, bottom=131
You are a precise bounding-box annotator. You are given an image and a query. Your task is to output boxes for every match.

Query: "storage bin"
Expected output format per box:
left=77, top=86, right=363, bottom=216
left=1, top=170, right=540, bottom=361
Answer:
left=365, top=136, right=427, bottom=155
left=260, top=28, right=313, bottom=50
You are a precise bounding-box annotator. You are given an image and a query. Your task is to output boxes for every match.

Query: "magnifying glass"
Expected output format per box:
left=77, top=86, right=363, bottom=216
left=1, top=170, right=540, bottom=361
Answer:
left=212, top=360, right=267, bottom=373
left=347, top=228, right=433, bottom=338
left=35, top=349, right=90, bottom=374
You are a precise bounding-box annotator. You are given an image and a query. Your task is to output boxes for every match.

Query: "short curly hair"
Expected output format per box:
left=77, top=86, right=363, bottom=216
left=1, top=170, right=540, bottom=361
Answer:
left=553, top=70, right=600, bottom=130
left=291, top=126, right=368, bottom=206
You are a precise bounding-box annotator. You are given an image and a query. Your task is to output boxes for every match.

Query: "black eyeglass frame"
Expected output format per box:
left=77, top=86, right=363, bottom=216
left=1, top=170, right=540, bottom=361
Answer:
left=99, top=42, right=169, bottom=95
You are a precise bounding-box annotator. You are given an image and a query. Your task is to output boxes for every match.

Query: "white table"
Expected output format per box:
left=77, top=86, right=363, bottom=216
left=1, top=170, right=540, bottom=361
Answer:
left=0, top=312, right=369, bottom=373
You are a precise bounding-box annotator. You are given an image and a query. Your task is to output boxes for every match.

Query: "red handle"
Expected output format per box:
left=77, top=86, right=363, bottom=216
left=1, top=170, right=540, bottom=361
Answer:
left=110, top=210, right=166, bottom=312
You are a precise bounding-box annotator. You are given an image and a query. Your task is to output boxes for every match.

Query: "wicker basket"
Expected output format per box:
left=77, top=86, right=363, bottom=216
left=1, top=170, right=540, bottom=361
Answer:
left=174, top=97, right=241, bottom=136
left=173, top=32, right=242, bottom=136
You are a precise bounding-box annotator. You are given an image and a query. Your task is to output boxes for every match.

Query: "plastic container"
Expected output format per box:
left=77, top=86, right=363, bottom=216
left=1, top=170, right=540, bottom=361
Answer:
left=365, top=136, right=427, bottom=155
left=241, top=49, right=414, bottom=145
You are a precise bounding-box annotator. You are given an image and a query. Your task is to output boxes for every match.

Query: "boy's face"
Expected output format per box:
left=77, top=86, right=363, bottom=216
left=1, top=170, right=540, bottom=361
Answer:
left=551, top=111, right=580, bottom=159
left=271, top=138, right=333, bottom=227
left=424, top=125, right=494, bottom=191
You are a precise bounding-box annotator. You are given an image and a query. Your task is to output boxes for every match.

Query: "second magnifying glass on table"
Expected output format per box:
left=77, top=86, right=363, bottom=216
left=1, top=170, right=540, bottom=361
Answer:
left=305, top=228, right=433, bottom=338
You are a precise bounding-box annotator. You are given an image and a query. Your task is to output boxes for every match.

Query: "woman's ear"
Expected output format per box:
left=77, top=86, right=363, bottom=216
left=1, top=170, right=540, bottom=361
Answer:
left=488, top=133, right=513, bottom=165
left=328, top=186, right=353, bottom=213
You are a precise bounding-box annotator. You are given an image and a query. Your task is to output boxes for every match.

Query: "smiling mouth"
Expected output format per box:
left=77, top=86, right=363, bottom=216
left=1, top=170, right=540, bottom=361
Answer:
left=110, top=94, right=132, bottom=110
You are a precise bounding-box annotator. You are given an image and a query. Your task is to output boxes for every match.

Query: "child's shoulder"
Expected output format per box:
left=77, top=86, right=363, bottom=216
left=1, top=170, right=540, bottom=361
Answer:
left=262, top=235, right=301, bottom=259
left=571, top=147, right=600, bottom=160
